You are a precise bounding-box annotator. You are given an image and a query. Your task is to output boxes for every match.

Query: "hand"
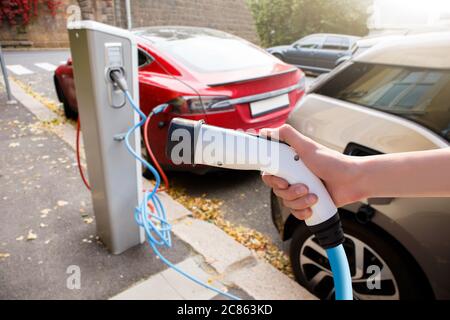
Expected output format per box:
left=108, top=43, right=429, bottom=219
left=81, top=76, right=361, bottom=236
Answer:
left=261, top=124, right=364, bottom=220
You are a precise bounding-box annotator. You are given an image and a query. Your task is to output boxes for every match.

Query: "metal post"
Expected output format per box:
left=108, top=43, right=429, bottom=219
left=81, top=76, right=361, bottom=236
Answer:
left=68, top=21, right=144, bottom=254
left=0, top=45, right=16, bottom=104
left=125, top=0, right=132, bottom=30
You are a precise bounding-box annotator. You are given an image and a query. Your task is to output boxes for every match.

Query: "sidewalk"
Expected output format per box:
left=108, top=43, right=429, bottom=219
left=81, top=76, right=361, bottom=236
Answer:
left=0, top=84, right=315, bottom=300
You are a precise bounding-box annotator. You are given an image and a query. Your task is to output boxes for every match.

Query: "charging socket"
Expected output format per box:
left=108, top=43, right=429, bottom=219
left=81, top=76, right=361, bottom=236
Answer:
left=105, top=43, right=126, bottom=108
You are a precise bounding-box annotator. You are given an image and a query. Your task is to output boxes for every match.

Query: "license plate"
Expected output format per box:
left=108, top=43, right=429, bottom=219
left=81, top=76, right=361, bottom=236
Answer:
left=250, top=94, right=289, bottom=117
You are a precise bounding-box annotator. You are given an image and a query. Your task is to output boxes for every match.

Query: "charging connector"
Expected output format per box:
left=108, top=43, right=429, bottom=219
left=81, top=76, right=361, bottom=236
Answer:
left=109, top=68, right=128, bottom=92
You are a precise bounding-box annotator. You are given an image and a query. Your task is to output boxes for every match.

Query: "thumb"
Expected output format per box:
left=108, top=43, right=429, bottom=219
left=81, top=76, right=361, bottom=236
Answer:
left=260, top=124, right=318, bottom=157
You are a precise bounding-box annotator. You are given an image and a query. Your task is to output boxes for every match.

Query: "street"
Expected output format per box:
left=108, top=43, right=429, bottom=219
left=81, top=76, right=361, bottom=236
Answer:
left=2, top=49, right=307, bottom=252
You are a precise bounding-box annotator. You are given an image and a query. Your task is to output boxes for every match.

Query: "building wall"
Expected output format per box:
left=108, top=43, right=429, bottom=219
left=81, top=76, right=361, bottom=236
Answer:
left=0, top=0, right=258, bottom=48
left=123, top=0, right=259, bottom=44
left=0, top=0, right=78, bottom=48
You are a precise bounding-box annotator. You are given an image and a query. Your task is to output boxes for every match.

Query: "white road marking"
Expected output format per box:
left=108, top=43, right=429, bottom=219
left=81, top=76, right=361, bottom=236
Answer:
left=6, top=65, right=34, bottom=75
left=34, top=62, right=57, bottom=72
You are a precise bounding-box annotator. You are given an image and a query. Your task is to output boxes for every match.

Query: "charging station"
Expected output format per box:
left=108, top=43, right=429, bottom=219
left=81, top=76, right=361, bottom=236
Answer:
left=68, top=21, right=144, bottom=254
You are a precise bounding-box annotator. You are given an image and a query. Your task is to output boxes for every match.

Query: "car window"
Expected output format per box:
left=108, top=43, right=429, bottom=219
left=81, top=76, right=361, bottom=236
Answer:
left=297, top=36, right=323, bottom=49
left=136, top=27, right=274, bottom=73
left=315, top=62, right=450, bottom=141
left=138, top=49, right=153, bottom=67
left=323, top=36, right=349, bottom=51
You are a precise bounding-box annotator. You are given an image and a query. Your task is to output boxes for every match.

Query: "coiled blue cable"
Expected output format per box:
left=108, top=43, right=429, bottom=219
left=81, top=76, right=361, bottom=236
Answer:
left=326, top=245, right=353, bottom=300
left=123, top=91, right=241, bottom=301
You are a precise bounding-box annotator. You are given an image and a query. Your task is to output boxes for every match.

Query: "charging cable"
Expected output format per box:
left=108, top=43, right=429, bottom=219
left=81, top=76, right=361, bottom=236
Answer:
left=109, top=70, right=240, bottom=300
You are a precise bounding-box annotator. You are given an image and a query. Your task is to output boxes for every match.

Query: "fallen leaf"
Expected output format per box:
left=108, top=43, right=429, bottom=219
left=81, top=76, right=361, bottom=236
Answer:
left=8, top=142, right=20, bottom=148
left=16, top=236, right=24, bottom=241
left=26, top=230, right=37, bottom=241
left=39, top=223, right=48, bottom=228
left=57, top=200, right=68, bottom=207
left=40, top=208, right=51, bottom=215
left=0, top=253, right=10, bottom=259
left=83, top=217, right=94, bottom=224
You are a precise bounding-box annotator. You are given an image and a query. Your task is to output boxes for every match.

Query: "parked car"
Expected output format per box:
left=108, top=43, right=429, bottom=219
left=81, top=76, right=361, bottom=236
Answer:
left=266, top=33, right=360, bottom=74
left=272, top=32, right=450, bottom=299
left=54, top=26, right=306, bottom=171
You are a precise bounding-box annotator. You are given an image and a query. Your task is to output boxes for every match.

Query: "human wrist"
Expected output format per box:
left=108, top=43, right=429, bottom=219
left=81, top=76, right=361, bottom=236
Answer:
left=346, top=155, right=371, bottom=202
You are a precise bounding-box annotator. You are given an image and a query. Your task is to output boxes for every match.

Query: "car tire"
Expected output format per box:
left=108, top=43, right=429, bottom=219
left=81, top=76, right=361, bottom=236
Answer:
left=289, top=215, right=431, bottom=300
left=54, top=76, right=78, bottom=120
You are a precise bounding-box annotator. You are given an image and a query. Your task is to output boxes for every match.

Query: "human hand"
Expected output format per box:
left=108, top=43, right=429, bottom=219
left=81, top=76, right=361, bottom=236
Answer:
left=261, top=124, right=363, bottom=220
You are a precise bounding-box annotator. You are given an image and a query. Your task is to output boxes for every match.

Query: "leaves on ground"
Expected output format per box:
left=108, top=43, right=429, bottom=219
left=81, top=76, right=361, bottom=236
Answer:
left=167, top=186, right=293, bottom=278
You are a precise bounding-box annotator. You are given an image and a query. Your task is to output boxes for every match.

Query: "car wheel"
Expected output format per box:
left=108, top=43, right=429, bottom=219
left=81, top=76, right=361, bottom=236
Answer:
left=54, top=76, right=78, bottom=120
left=289, top=216, right=430, bottom=300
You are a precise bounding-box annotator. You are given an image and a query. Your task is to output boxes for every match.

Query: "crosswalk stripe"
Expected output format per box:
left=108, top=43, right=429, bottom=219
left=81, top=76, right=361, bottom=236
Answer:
left=6, top=64, right=34, bottom=75
left=34, top=62, right=57, bottom=72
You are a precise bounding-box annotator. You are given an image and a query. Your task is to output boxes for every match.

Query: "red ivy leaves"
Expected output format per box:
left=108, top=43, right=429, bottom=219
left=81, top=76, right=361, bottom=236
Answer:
left=0, top=0, right=62, bottom=26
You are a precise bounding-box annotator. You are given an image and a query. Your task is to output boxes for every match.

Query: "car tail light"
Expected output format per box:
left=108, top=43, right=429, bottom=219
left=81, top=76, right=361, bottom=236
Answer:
left=170, top=96, right=233, bottom=114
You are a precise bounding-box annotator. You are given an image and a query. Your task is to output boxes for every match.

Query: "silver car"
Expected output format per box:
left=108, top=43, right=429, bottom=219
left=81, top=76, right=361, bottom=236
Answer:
left=271, top=32, right=450, bottom=300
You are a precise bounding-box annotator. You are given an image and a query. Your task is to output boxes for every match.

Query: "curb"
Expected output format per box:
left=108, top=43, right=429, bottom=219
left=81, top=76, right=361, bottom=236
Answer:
left=8, top=81, right=316, bottom=300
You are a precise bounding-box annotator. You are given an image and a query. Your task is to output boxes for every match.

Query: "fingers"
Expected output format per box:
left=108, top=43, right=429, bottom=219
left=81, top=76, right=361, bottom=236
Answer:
left=273, top=183, right=309, bottom=201
left=262, top=173, right=317, bottom=221
left=260, top=124, right=318, bottom=156
left=283, top=193, right=318, bottom=211
left=261, top=173, right=289, bottom=189
left=291, top=208, right=313, bottom=220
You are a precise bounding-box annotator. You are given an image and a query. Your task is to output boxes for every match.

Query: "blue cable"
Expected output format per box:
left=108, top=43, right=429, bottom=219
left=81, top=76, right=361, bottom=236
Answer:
left=123, top=91, right=241, bottom=301
left=326, top=245, right=353, bottom=300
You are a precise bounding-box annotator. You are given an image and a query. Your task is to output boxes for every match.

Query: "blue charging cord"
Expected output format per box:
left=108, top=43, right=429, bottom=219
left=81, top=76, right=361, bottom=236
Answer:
left=123, top=91, right=241, bottom=300
left=326, top=245, right=353, bottom=300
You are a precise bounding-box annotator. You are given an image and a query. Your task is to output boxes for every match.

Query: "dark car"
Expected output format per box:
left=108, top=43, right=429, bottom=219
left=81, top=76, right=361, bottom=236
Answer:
left=267, top=33, right=360, bottom=74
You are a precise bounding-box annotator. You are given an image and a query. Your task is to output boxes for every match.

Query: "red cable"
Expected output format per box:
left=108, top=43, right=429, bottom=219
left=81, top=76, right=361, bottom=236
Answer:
left=76, top=118, right=91, bottom=191
left=144, top=112, right=169, bottom=192
left=76, top=113, right=169, bottom=193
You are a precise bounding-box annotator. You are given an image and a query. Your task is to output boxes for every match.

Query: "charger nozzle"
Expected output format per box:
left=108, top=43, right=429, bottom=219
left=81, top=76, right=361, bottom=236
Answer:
left=109, top=68, right=128, bottom=92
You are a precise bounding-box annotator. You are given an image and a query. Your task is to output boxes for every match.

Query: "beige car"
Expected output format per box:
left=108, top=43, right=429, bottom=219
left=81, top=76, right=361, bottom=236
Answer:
left=272, top=32, right=450, bottom=299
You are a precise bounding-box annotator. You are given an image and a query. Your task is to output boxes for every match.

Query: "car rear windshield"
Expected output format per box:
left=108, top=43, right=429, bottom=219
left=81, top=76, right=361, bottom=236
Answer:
left=134, top=27, right=274, bottom=73
left=315, top=62, right=450, bottom=142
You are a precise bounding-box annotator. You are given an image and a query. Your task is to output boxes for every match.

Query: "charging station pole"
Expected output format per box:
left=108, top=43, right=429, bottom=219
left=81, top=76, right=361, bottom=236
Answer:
left=68, top=21, right=144, bottom=254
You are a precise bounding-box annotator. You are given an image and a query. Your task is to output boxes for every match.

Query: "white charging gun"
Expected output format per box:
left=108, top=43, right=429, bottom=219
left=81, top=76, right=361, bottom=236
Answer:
left=167, top=118, right=345, bottom=249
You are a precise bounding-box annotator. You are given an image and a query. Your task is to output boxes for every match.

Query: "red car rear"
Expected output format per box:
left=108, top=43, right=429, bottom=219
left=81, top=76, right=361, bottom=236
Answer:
left=54, top=26, right=306, bottom=170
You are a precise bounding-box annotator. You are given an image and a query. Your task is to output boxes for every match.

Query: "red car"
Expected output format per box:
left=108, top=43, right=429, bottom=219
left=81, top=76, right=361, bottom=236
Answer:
left=54, top=26, right=306, bottom=170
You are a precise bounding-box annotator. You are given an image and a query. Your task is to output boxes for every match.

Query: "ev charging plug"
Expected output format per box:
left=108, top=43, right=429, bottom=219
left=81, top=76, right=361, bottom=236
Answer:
left=166, top=118, right=344, bottom=248
left=166, top=118, right=353, bottom=300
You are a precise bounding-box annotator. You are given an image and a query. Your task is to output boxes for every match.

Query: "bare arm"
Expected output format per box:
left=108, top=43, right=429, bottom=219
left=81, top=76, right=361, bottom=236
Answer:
left=357, top=148, right=450, bottom=199
left=261, top=125, right=450, bottom=220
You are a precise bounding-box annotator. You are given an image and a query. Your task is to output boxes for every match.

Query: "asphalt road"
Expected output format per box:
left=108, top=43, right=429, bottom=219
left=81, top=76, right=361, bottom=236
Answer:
left=3, top=49, right=315, bottom=251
